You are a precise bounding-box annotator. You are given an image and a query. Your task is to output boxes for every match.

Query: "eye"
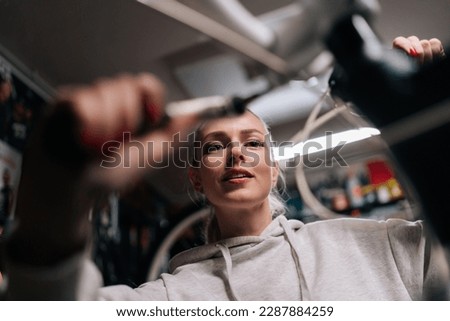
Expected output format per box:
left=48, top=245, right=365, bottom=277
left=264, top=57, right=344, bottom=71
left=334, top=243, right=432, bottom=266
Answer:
left=244, top=140, right=265, bottom=149
left=203, top=142, right=225, bottom=155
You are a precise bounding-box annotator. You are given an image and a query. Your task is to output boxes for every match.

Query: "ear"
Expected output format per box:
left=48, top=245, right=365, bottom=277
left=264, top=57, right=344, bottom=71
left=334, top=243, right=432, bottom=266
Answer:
left=188, top=167, right=203, bottom=193
left=271, top=163, right=279, bottom=188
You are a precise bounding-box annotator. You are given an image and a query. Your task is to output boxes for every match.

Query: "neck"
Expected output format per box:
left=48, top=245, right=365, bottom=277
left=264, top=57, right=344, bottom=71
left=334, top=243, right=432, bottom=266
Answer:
left=214, top=201, right=273, bottom=239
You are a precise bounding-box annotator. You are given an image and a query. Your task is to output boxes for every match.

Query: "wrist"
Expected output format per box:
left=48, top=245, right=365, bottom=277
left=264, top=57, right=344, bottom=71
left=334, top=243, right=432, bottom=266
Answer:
left=4, top=222, right=90, bottom=266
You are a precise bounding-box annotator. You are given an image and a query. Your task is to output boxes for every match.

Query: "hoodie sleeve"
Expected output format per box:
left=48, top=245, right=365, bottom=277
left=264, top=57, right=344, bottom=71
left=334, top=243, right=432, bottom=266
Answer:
left=98, top=279, right=168, bottom=300
left=386, top=219, right=450, bottom=300
left=3, top=250, right=169, bottom=300
left=422, top=232, right=450, bottom=299
left=4, top=252, right=103, bottom=300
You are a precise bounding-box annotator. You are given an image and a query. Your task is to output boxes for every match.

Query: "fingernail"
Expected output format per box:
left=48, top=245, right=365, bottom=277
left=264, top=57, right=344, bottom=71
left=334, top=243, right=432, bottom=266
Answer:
left=143, top=98, right=162, bottom=124
left=80, top=128, right=106, bottom=151
left=409, top=48, right=419, bottom=57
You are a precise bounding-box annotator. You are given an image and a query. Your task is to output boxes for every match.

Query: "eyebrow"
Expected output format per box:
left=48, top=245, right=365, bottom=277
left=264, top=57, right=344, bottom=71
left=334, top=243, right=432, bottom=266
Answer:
left=202, top=129, right=266, bottom=141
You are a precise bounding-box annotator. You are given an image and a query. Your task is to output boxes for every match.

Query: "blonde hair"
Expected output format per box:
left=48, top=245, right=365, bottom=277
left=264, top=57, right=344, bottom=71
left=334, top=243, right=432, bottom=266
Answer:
left=189, top=110, right=287, bottom=243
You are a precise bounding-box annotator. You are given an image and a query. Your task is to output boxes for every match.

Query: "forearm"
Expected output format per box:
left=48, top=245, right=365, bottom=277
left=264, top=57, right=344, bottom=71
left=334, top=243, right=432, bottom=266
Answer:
left=4, top=128, right=93, bottom=266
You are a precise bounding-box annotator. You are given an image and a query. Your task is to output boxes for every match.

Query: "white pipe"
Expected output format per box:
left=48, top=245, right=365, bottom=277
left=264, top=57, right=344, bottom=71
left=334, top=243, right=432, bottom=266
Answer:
left=137, top=0, right=289, bottom=76
left=179, top=0, right=275, bottom=49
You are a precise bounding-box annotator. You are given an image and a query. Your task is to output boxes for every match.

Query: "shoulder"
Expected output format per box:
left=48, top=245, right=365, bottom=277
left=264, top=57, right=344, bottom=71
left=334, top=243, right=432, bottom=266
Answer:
left=297, top=217, right=424, bottom=244
left=304, top=217, right=422, bottom=231
left=374, top=218, right=424, bottom=250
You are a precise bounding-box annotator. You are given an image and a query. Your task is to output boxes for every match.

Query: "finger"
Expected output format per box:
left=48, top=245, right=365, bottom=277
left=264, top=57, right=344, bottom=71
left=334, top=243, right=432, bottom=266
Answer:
left=87, top=125, right=175, bottom=190
left=89, top=110, right=201, bottom=190
left=135, top=73, right=167, bottom=125
left=58, top=85, right=111, bottom=150
left=393, top=36, right=412, bottom=53
left=407, top=36, right=425, bottom=63
left=420, top=39, right=433, bottom=63
left=91, top=74, right=166, bottom=137
left=393, top=36, right=421, bottom=59
left=430, top=38, right=446, bottom=60
left=90, top=75, right=140, bottom=139
left=55, top=73, right=166, bottom=152
left=135, top=73, right=166, bottom=111
left=66, top=81, right=134, bottom=151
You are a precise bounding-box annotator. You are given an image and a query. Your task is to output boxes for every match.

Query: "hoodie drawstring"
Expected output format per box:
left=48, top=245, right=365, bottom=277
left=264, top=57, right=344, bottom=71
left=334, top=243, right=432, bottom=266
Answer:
left=216, top=243, right=241, bottom=301
left=279, top=216, right=307, bottom=300
left=214, top=217, right=305, bottom=301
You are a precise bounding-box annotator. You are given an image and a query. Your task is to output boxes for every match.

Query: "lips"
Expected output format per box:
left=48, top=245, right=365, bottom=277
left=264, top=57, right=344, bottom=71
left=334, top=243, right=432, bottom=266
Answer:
left=222, top=169, right=254, bottom=182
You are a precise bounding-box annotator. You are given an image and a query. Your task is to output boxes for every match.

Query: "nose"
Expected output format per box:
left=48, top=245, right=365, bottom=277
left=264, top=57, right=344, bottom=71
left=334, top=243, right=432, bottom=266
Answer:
left=226, top=141, right=245, bottom=167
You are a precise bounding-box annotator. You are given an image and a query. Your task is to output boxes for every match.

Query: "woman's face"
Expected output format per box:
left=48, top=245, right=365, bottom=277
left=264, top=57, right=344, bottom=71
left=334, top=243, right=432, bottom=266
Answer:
left=190, top=111, right=278, bottom=211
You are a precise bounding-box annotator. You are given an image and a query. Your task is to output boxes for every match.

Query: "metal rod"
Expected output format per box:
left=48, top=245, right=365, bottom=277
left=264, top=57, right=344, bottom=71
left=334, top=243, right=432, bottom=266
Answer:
left=137, top=0, right=290, bottom=76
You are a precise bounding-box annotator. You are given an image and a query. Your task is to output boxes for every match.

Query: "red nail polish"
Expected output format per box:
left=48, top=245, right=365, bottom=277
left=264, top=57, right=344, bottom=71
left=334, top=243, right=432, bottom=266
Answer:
left=143, top=98, right=162, bottom=124
left=409, top=48, right=419, bottom=57
left=80, top=128, right=106, bottom=151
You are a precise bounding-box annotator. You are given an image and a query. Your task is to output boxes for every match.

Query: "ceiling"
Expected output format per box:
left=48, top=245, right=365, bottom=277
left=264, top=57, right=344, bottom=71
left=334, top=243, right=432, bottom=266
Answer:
left=1, top=0, right=448, bottom=97
left=0, top=0, right=449, bottom=209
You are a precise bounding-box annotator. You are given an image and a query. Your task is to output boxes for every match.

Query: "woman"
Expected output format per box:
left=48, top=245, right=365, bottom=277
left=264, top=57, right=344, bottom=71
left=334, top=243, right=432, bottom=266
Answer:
left=188, top=109, right=285, bottom=243
left=2, top=37, right=449, bottom=300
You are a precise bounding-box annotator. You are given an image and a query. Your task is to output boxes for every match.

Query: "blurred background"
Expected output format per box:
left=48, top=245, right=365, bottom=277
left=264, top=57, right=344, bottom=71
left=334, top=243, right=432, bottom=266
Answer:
left=0, top=0, right=448, bottom=287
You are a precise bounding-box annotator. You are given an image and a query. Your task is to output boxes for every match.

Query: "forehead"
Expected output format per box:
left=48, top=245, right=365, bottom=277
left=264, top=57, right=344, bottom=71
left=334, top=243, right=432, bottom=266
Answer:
left=200, top=111, right=267, bottom=138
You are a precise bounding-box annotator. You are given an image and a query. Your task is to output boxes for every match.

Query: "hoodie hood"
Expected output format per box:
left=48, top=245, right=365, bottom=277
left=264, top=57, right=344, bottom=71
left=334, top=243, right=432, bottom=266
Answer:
left=169, top=215, right=304, bottom=272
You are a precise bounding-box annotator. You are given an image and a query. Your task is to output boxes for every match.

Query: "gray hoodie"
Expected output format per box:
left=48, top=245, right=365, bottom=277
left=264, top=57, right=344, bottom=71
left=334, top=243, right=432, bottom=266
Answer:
left=5, top=216, right=448, bottom=300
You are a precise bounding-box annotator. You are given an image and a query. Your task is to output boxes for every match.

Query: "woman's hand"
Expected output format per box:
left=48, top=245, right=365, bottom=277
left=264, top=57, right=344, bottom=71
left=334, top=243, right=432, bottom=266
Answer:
left=7, top=73, right=199, bottom=265
left=393, top=36, right=446, bottom=64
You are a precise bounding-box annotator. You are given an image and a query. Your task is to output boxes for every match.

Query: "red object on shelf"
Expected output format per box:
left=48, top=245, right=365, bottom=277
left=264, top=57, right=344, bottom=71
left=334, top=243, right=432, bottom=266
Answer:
left=366, top=160, right=394, bottom=185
